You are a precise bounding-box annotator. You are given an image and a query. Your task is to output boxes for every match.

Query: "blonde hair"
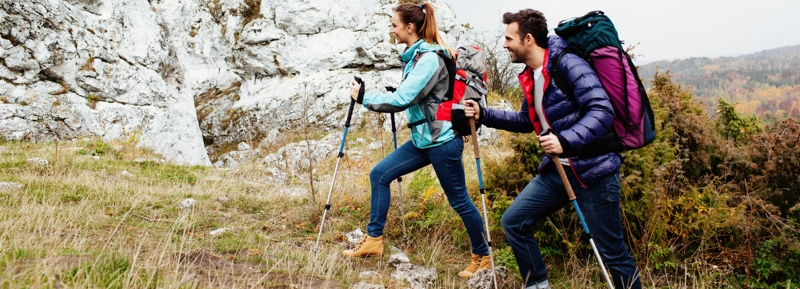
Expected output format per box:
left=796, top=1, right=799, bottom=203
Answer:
left=395, top=3, right=456, bottom=57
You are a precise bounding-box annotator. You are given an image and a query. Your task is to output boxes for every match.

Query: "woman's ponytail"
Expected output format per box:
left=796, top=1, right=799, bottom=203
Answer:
left=396, top=3, right=456, bottom=57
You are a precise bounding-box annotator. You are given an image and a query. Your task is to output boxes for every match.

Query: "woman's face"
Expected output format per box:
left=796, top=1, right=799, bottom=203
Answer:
left=390, top=12, right=413, bottom=45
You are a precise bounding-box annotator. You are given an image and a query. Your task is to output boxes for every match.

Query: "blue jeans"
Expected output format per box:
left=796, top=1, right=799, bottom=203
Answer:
left=367, top=137, right=490, bottom=256
left=501, top=165, right=641, bottom=289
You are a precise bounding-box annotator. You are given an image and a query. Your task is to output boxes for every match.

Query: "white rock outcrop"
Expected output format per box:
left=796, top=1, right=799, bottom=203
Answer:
left=198, top=0, right=458, bottom=157
left=0, top=0, right=210, bottom=165
left=1, top=0, right=460, bottom=166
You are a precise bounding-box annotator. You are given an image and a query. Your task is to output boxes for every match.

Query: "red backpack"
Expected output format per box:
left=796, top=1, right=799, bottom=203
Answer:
left=431, top=45, right=488, bottom=136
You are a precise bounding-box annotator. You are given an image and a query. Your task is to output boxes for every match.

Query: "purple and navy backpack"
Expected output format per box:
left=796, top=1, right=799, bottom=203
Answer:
left=552, top=10, right=656, bottom=152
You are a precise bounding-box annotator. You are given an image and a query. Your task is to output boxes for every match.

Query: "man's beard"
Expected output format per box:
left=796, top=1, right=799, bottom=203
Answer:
left=509, top=50, right=524, bottom=64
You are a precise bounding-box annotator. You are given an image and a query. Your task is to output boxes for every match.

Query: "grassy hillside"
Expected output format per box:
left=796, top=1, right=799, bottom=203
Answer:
left=638, top=44, right=800, bottom=121
left=2, top=76, right=797, bottom=288
left=0, top=129, right=527, bottom=288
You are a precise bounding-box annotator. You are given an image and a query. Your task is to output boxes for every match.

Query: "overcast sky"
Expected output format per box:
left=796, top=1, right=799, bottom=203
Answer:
left=364, top=0, right=800, bottom=64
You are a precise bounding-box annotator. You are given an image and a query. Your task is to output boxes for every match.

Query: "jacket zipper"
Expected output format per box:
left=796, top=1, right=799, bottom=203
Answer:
left=539, top=49, right=589, bottom=188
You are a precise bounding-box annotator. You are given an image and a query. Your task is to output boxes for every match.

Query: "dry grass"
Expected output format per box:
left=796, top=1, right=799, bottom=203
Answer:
left=79, top=57, right=95, bottom=72
left=0, top=129, right=510, bottom=288
left=0, top=121, right=718, bottom=288
left=199, top=0, right=224, bottom=25
left=239, top=0, right=261, bottom=28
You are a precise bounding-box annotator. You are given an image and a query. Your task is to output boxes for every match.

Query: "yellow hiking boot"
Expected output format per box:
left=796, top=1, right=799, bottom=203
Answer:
left=342, top=235, right=383, bottom=258
left=457, top=253, right=492, bottom=279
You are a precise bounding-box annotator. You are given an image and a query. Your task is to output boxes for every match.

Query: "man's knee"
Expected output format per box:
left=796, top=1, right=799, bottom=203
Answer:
left=500, top=210, right=518, bottom=233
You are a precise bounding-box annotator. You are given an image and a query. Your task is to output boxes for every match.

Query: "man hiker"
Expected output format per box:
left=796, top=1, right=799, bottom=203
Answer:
left=464, top=9, right=642, bottom=289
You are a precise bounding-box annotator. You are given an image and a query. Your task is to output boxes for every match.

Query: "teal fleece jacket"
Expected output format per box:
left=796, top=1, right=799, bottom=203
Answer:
left=361, top=40, right=454, bottom=149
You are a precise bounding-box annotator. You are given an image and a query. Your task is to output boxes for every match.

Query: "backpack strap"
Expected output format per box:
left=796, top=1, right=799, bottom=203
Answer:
left=551, top=50, right=575, bottom=99
left=406, top=51, right=457, bottom=129
left=624, top=50, right=656, bottom=133
left=455, top=74, right=488, bottom=96
left=439, top=51, right=457, bottom=103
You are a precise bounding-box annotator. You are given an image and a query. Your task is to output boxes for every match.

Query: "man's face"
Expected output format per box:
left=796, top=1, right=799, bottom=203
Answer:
left=503, top=22, right=529, bottom=64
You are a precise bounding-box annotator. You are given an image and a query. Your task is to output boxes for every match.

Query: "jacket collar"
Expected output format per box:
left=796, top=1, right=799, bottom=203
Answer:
left=400, top=39, right=450, bottom=64
left=517, top=49, right=550, bottom=96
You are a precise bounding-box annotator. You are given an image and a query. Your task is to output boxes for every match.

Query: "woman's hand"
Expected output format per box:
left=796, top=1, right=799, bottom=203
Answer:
left=350, top=80, right=361, bottom=101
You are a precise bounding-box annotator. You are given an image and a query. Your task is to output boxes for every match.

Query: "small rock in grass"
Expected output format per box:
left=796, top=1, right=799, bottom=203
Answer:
left=0, top=182, right=23, bottom=191
left=179, top=198, right=196, bottom=209
left=366, top=141, right=383, bottom=151
left=27, top=158, right=49, bottom=165
left=350, top=281, right=385, bottom=289
left=345, top=228, right=364, bottom=243
left=388, top=252, right=410, bottom=267
left=358, top=271, right=379, bottom=279
left=209, top=228, right=229, bottom=236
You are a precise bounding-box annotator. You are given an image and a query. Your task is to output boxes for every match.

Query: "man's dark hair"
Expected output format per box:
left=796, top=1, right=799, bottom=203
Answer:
left=502, top=9, right=548, bottom=48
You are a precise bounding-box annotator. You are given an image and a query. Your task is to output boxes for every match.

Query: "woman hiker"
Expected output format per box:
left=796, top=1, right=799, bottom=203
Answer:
left=344, top=2, right=491, bottom=279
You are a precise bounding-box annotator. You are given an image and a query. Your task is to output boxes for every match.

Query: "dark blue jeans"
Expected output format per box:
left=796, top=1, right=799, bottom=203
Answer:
left=501, top=166, right=641, bottom=289
left=367, top=137, right=490, bottom=256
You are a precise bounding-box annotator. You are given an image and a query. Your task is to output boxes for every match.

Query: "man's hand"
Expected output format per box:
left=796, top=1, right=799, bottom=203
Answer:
left=464, top=100, right=481, bottom=120
left=350, top=80, right=361, bottom=101
left=538, top=133, right=563, bottom=155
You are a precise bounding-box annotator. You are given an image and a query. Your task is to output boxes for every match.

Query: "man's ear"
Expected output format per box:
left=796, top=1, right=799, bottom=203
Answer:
left=524, top=34, right=533, bottom=46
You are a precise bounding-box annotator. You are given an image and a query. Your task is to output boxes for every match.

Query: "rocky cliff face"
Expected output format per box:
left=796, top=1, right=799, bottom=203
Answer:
left=0, top=0, right=211, bottom=165
left=0, top=0, right=461, bottom=165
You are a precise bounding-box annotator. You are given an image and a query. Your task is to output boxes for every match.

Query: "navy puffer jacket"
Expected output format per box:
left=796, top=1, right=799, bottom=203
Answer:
left=482, top=35, right=622, bottom=188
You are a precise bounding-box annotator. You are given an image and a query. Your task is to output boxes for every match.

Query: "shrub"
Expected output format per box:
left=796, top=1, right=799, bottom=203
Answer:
left=86, top=94, right=101, bottom=109
left=77, top=138, right=112, bottom=156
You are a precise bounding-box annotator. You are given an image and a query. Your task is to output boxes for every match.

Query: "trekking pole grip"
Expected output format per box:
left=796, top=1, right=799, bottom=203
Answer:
left=469, top=118, right=479, bottom=158
left=540, top=130, right=576, bottom=201
left=347, top=77, right=364, bottom=128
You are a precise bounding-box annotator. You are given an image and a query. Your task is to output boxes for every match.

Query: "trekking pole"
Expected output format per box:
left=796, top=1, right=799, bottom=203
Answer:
left=468, top=118, right=498, bottom=289
left=385, top=86, right=408, bottom=245
left=541, top=130, right=614, bottom=289
left=314, top=77, right=361, bottom=254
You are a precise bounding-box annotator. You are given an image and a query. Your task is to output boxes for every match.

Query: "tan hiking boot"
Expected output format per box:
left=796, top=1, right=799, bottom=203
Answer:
left=342, top=235, right=384, bottom=258
left=457, top=254, right=492, bottom=279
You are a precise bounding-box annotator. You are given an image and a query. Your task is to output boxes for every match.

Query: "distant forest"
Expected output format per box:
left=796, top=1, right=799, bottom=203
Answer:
left=638, top=44, right=800, bottom=122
